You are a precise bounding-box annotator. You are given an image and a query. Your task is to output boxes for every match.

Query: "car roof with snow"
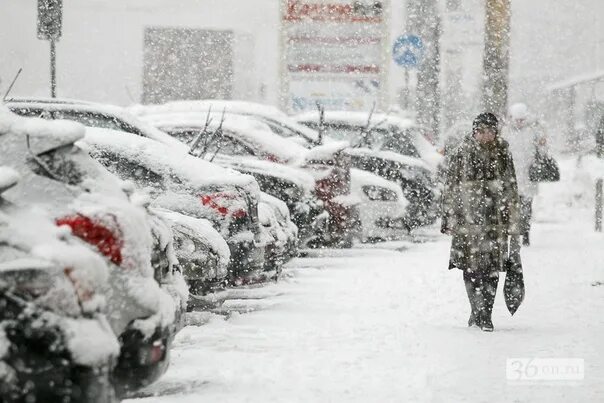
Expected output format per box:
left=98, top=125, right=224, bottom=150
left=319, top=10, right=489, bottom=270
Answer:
left=295, top=110, right=417, bottom=130
left=296, top=111, right=442, bottom=169
left=6, top=99, right=187, bottom=150
left=81, top=127, right=259, bottom=195
left=138, top=112, right=309, bottom=163
left=212, top=155, right=315, bottom=194
left=130, top=100, right=321, bottom=144
left=351, top=168, right=407, bottom=199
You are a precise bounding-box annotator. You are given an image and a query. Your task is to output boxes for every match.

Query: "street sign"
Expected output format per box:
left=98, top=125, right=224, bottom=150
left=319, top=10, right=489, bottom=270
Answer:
left=392, top=34, right=424, bottom=68
left=37, top=0, right=63, bottom=41
left=281, top=0, right=388, bottom=113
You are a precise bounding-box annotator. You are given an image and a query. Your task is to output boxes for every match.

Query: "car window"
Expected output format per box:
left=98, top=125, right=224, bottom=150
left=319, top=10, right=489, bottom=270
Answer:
left=165, top=129, right=198, bottom=145
left=380, top=129, right=420, bottom=158
left=94, top=150, right=165, bottom=191
left=27, top=144, right=85, bottom=186
left=212, top=136, right=255, bottom=156
left=8, top=107, right=45, bottom=118
left=262, top=119, right=295, bottom=137
left=52, top=110, right=120, bottom=132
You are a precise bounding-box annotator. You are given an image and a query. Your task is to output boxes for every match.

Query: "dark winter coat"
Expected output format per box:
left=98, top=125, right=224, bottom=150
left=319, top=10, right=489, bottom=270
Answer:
left=441, top=134, right=522, bottom=272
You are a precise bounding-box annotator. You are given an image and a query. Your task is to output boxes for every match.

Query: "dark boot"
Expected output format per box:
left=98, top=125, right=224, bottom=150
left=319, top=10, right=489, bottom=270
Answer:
left=463, top=271, right=481, bottom=328
left=479, top=316, right=494, bottom=332
left=479, top=272, right=499, bottom=332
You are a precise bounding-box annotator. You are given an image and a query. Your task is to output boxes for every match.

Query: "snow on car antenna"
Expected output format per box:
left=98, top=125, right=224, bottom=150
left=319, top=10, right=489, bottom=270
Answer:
left=188, top=105, right=213, bottom=156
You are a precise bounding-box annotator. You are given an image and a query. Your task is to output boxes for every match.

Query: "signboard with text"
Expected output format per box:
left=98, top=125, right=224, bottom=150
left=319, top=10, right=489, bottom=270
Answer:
left=281, top=0, right=388, bottom=113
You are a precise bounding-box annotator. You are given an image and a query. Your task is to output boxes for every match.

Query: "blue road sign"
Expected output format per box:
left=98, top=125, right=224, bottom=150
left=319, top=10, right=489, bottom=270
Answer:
left=392, top=34, right=424, bottom=68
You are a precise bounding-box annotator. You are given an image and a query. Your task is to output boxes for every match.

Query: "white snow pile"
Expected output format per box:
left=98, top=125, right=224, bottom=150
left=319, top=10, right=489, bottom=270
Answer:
left=139, top=112, right=308, bottom=164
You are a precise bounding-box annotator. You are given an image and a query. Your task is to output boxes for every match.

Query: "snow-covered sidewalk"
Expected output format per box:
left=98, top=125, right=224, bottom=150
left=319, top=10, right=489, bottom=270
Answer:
left=128, top=158, right=604, bottom=403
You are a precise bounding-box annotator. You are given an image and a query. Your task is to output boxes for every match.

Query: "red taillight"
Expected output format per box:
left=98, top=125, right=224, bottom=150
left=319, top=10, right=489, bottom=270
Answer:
left=200, top=193, right=248, bottom=219
left=265, top=153, right=281, bottom=163
left=56, top=215, right=123, bottom=266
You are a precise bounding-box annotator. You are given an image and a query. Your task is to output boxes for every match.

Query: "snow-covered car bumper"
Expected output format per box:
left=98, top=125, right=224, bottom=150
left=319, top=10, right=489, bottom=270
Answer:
left=0, top=291, right=117, bottom=403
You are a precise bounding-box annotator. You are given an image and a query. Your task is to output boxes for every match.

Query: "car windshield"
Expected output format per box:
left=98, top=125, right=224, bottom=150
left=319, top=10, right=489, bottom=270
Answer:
left=166, top=128, right=256, bottom=157
left=52, top=110, right=143, bottom=136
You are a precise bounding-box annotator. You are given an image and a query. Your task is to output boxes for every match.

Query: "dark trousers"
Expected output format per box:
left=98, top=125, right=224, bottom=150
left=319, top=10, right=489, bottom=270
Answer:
left=519, top=196, right=533, bottom=235
left=463, top=269, right=499, bottom=322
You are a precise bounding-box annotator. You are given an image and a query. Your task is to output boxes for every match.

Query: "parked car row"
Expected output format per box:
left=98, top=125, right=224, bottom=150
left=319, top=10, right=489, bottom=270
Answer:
left=1, top=97, right=441, bottom=401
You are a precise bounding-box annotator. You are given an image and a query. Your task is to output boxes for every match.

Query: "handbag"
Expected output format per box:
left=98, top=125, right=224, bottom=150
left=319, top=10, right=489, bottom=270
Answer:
left=504, top=236, right=525, bottom=315
left=529, top=150, right=560, bottom=182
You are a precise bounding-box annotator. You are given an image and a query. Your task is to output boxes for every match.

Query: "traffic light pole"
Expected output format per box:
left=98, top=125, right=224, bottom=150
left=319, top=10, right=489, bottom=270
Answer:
left=50, top=40, right=56, bottom=98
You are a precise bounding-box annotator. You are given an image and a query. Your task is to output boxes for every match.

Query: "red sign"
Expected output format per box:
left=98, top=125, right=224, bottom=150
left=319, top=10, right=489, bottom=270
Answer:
left=285, top=1, right=383, bottom=23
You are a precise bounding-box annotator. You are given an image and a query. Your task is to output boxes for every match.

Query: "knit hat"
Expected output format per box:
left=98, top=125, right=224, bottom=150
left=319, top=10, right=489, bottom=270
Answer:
left=472, top=112, right=499, bottom=134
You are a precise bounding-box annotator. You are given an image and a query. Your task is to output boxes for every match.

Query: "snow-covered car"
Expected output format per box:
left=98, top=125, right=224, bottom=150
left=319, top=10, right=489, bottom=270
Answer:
left=138, top=111, right=359, bottom=247
left=295, top=111, right=441, bottom=229
left=0, top=109, right=185, bottom=396
left=209, top=155, right=324, bottom=248
left=151, top=208, right=230, bottom=300
left=81, top=127, right=265, bottom=284
left=0, top=172, right=119, bottom=403
left=351, top=169, right=409, bottom=242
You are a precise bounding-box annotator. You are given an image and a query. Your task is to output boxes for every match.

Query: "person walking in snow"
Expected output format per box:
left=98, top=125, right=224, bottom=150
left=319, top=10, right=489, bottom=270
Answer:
left=441, top=113, right=522, bottom=332
left=501, top=103, right=548, bottom=246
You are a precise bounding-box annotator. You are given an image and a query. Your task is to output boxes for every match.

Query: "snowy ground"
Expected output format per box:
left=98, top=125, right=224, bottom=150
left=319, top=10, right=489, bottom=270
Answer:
left=127, top=157, right=604, bottom=403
